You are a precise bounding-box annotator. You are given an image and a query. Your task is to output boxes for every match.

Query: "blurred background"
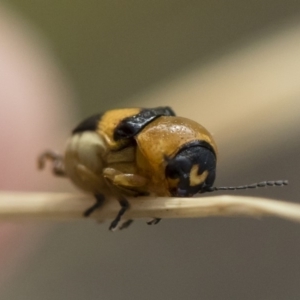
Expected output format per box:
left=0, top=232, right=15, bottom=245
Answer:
left=0, top=1, right=299, bottom=299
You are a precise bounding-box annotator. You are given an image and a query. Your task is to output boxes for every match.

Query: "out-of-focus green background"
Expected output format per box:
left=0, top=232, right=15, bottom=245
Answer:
left=7, top=0, right=300, bottom=114
left=1, top=1, right=300, bottom=300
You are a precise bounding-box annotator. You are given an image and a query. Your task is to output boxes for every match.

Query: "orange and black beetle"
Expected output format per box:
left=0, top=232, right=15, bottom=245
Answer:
left=38, top=106, right=287, bottom=230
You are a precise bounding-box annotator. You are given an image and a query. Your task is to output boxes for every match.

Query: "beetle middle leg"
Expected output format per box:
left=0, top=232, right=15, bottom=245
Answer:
left=104, top=168, right=149, bottom=231
left=77, top=167, right=133, bottom=230
left=38, top=150, right=65, bottom=176
left=83, top=194, right=134, bottom=231
left=83, top=194, right=105, bottom=217
left=109, top=197, right=130, bottom=231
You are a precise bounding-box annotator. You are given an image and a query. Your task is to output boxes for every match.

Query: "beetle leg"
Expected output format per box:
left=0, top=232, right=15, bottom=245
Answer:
left=113, top=173, right=147, bottom=188
left=83, top=194, right=134, bottom=231
left=147, top=218, right=161, bottom=225
left=119, top=219, right=134, bottom=230
left=103, top=168, right=148, bottom=194
left=109, top=198, right=130, bottom=231
left=103, top=168, right=148, bottom=230
left=38, top=150, right=66, bottom=176
left=83, top=194, right=105, bottom=217
left=103, top=167, right=122, bottom=180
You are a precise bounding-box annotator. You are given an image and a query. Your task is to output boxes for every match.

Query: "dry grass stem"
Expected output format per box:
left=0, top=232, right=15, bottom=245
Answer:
left=0, top=191, right=299, bottom=224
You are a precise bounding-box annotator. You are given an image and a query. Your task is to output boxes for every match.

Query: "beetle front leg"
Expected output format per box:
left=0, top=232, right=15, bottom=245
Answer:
left=103, top=167, right=148, bottom=192
left=38, top=150, right=66, bottom=176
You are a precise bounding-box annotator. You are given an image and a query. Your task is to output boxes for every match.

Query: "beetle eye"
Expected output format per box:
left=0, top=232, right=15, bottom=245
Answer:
left=165, top=165, right=181, bottom=179
left=165, top=157, right=192, bottom=179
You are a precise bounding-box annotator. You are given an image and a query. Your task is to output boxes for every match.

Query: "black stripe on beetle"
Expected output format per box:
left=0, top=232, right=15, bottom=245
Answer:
left=114, top=106, right=176, bottom=141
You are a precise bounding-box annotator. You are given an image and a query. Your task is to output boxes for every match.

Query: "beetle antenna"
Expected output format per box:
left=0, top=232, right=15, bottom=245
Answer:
left=204, top=180, right=288, bottom=193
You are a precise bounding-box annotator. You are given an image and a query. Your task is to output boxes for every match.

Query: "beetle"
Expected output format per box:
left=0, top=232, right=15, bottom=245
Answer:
left=38, top=106, right=287, bottom=230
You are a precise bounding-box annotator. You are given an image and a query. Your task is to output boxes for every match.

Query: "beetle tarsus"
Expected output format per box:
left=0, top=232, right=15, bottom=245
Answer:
left=119, top=219, right=134, bottom=230
left=38, top=150, right=66, bottom=176
left=83, top=194, right=105, bottom=217
left=109, top=198, right=130, bottom=231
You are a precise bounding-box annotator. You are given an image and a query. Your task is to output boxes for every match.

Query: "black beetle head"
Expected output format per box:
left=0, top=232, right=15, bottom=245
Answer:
left=165, top=142, right=216, bottom=197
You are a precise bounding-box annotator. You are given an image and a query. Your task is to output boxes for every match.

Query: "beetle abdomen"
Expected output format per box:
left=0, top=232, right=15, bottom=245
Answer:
left=64, top=131, right=108, bottom=194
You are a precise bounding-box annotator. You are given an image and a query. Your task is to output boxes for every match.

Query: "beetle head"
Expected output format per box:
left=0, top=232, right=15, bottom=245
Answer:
left=165, top=142, right=216, bottom=197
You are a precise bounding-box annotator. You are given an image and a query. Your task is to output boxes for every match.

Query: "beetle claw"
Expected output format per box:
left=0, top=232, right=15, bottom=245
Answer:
left=147, top=218, right=161, bottom=225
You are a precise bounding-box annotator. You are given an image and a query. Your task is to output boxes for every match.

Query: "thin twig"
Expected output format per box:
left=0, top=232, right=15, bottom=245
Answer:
left=0, top=191, right=300, bottom=223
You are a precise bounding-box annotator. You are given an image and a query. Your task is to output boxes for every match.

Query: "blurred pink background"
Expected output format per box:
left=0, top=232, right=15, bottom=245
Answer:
left=0, top=4, right=75, bottom=286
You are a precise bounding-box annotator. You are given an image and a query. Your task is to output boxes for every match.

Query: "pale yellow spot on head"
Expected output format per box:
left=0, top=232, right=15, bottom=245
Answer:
left=189, top=165, right=208, bottom=186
